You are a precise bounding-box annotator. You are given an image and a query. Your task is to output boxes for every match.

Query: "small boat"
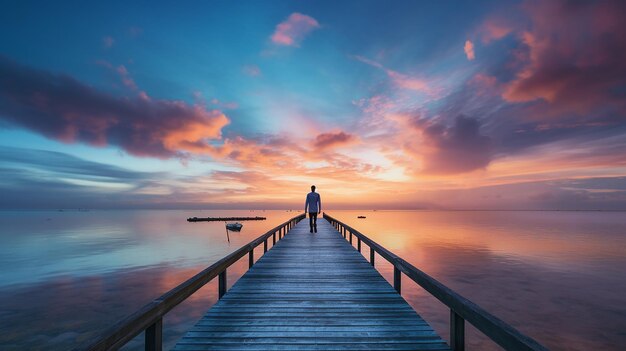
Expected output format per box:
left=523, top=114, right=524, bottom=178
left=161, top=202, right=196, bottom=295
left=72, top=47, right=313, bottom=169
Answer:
left=226, top=222, right=243, bottom=231
left=357, top=216, right=366, bottom=219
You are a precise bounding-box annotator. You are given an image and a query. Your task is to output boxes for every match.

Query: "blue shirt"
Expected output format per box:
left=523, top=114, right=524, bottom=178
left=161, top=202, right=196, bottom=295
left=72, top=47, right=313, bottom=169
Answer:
left=305, top=192, right=321, bottom=213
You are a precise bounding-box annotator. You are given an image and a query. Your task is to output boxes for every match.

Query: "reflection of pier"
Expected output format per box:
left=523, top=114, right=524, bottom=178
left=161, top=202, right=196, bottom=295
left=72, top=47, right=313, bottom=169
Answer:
left=75, top=213, right=547, bottom=351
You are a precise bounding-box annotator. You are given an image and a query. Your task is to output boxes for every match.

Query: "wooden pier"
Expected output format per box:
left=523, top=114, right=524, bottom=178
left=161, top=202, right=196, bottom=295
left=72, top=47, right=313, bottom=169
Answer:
left=75, top=213, right=548, bottom=351
left=173, top=218, right=448, bottom=350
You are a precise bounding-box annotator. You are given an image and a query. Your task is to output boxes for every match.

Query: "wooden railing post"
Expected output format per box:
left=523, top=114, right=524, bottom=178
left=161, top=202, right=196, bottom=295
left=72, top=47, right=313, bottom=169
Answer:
left=263, top=239, right=268, bottom=253
left=273, top=231, right=276, bottom=245
left=218, top=270, right=227, bottom=298
left=303, top=214, right=548, bottom=351
left=249, top=250, right=254, bottom=268
left=357, top=237, right=361, bottom=252
left=145, top=318, right=162, bottom=351
left=450, top=310, right=465, bottom=351
left=393, top=266, right=401, bottom=293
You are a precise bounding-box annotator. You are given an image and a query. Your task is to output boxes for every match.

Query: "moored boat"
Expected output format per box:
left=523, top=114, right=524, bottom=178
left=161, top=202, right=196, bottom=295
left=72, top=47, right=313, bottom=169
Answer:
left=226, top=222, right=243, bottom=231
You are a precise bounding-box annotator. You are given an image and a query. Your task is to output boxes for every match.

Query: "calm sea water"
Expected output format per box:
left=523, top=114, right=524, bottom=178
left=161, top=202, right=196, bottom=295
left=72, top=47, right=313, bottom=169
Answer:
left=0, top=210, right=624, bottom=350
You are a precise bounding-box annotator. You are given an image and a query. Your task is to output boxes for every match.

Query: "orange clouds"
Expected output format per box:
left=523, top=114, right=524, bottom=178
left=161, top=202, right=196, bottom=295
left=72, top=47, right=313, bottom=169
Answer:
left=0, top=57, right=231, bottom=159
left=162, top=111, right=229, bottom=153
left=313, top=131, right=356, bottom=150
left=271, top=13, right=319, bottom=47
left=464, top=40, right=475, bottom=60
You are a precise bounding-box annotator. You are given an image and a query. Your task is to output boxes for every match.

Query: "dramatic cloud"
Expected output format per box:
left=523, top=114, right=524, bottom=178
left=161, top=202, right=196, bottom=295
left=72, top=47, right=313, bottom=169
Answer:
left=270, top=13, right=319, bottom=47
left=312, top=131, right=355, bottom=150
left=464, top=40, right=475, bottom=60
left=0, top=57, right=229, bottom=158
left=502, top=0, right=626, bottom=116
left=415, top=116, right=492, bottom=174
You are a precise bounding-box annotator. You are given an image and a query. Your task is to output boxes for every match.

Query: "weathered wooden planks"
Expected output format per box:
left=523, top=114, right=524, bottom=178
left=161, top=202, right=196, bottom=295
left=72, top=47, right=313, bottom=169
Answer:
left=173, top=219, right=450, bottom=350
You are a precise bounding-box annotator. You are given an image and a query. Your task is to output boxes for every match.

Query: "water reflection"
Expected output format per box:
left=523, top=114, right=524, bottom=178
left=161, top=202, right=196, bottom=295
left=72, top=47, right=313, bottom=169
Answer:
left=0, top=210, right=295, bottom=350
left=1, top=210, right=625, bottom=350
left=332, top=210, right=626, bottom=350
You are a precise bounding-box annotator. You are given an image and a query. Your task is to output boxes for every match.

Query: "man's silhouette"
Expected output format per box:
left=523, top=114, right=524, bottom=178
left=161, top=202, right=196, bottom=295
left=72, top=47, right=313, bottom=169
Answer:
left=305, top=185, right=321, bottom=233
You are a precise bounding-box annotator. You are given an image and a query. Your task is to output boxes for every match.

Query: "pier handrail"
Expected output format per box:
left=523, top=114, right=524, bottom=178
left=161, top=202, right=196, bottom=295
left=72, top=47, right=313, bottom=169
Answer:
left=324, top=213, right=548, bottom=351
left=74, top=213, right=306, bottom=351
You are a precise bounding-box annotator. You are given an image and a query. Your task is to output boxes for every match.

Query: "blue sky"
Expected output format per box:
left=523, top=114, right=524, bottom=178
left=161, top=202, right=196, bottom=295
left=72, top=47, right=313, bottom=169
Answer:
left=1, top=0, right=625, bottom=209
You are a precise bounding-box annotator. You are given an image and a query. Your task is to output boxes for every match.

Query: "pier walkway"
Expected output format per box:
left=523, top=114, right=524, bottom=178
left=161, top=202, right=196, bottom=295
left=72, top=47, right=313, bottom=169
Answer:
left=173, top=219, right=449, bottom=350
left=76, top=213, right=548, bottom=351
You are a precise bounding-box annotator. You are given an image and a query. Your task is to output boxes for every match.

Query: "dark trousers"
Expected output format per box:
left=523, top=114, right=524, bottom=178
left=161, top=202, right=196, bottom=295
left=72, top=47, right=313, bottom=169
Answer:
left=308, top=212, right=318, bottom=232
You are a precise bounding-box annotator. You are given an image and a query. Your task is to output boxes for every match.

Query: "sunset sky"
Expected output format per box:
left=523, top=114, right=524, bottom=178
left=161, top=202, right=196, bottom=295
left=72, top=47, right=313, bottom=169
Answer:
left=1, top=0, right=625, bottom=210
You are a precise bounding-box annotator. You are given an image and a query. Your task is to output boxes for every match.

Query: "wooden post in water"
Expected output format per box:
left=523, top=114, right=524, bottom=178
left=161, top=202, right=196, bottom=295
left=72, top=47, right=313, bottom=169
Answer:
left=145, top=318, right=162, bottom=351
left=393, top=266, right=401, bottom=293
left=218, top=270, right=227, bottom=298
left=450, top=310, right=465, bottom=351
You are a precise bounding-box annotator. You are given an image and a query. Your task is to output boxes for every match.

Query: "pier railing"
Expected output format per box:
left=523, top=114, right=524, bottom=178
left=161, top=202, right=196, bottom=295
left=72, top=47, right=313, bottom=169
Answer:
left=324, top=213, right=548, bottom=351
left=74, top=213, right=306, bottom=351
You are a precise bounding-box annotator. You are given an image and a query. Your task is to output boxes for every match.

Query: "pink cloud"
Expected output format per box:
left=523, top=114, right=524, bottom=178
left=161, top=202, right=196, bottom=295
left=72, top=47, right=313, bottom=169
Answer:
left=312, top=131, right=356, bottom=150
left=464, top=40, right=475, bottom=60
left=270, top=13, right=319, bottom=47
left=502, top=0, right=626, bottom=116
left=0, top=57, right=229, bottom=158
left=480, top=20, right=512, bottom=43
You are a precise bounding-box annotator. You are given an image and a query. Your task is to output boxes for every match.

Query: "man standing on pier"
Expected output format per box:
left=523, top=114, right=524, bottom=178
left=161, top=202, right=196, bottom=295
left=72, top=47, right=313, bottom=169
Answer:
left=305, top=185, right=322, bottom=233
